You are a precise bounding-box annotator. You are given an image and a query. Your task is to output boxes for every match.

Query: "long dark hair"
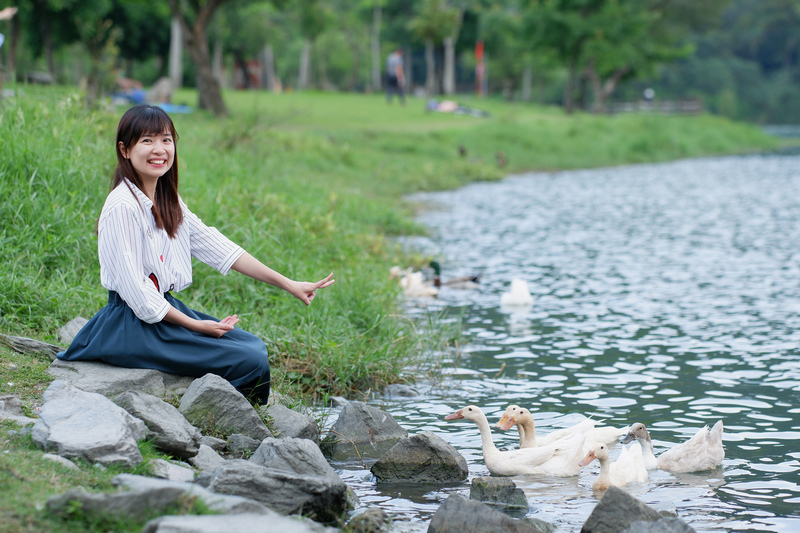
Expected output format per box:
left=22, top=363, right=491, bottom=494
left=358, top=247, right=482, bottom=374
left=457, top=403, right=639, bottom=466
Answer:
left=112, top=104, right=183, bottom=238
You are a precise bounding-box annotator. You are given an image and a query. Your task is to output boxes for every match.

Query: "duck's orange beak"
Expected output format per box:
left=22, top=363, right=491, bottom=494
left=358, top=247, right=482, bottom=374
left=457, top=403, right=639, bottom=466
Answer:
left=496, top=413, right=510, bottom=429
left=578, top=450, right=596, bottom=467
left=444, top=409, right=464, bottom=420
left=499, top=415, right=517, bottom=431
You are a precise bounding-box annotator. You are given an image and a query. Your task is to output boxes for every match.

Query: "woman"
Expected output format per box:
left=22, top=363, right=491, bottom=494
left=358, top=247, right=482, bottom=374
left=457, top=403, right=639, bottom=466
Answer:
left=58, top=104, right=334, bottom=403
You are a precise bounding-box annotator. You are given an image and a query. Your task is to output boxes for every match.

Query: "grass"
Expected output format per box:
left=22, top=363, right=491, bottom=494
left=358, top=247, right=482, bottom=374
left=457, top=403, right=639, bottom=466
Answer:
left=0, top=84, right=783, bottom=532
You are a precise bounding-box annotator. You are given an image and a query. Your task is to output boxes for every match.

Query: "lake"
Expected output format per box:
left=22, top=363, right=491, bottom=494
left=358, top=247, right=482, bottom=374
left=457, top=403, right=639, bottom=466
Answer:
left=329, top=155, right=800, bottom=532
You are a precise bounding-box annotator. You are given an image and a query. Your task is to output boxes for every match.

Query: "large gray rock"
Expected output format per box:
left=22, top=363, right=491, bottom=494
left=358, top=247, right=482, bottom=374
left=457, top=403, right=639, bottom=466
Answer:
left=48, top=359, right=194, bottom=398
left=249, top=437, right=342, bottom=485
left=261, top=403, right=320, bottom=443
left=115, top=390, right=202, bottom=459
left=149, top=458, right=195, bottom=482
left=428, top=494, right=548, bottom=533
left=32, top=380, right=146, bottom=467
left=581, top=486, right=684, bottom=533
left=622, top=517, right=696, bottom=533
left=179, top=373, right=271, bottom=440
left=203, top=460, right=349, bottom=523
left=371, top=431, right=468, bottom=483
left=188, top=444, right=226, bottom=471
left=321, top=402, right=408, bottom=461
left=344, top=507, right=392, bottom=533
left=226, top=433, right=262, bottom=458
left=0, top=333, right=61, bottom=360
left=143, top=513, right=339, bottom=533
left=469, top=476, right=529, bottom=512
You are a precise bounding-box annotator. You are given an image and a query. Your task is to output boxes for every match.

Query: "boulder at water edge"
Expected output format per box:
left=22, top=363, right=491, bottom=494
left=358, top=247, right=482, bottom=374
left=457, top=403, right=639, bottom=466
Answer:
left=371, top=431, right=468, bottom=483
left=321, top=401, right=408, bottom=461
left=581, top=486, right=695, bottom=533
left=428, top=494, right=550, bottom=533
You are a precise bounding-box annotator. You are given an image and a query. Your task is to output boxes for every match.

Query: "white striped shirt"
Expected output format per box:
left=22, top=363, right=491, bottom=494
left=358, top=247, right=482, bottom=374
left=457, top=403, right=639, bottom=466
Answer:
left=98, top=179, right=244, bottom=323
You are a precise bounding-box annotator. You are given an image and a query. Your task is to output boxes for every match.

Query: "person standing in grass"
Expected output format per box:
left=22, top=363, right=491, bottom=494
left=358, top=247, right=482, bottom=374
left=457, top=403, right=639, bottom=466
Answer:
left=0, top=5, right=17, bottom=94
left=386, top=48, right=406, bottom=105
left=57, top=104, right=335, bottom=403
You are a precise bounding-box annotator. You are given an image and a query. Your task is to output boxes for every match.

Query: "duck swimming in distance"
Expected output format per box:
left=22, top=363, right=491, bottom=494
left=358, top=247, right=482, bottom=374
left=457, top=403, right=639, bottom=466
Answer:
left=620, top=421, right=724, bottom=473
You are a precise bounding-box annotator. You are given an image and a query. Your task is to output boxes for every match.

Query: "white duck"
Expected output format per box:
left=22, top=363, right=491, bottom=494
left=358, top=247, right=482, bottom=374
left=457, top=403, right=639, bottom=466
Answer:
left=579, top=442, right=649, bottom=491
left=445, top=405, right=587, bottom=477
left=497, top=405, right=626, bottom=449
left=389, top=266, right=439, bottom=298
left=500, top=278, right=533, bottom=307
left=620, top=421, right=724, bottom=473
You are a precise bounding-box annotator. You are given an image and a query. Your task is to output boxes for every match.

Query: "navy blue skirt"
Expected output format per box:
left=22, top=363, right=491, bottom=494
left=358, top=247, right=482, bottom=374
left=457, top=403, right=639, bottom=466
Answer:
left=57, top=291, right=270, bottom=402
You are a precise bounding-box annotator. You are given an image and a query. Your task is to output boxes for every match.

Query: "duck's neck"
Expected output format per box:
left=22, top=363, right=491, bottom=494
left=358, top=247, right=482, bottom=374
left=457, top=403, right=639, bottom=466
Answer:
left=638, top=436, right=658, bottom=470
left=593, top=456, right=612, bottom=490
left=472, top=412, right=500, bottom=457
left=520, top=418, right=538, bottom=447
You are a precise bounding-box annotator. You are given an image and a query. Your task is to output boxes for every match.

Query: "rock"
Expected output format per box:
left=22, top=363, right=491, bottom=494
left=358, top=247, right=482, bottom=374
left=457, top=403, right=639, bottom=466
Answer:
left=581, top=486, right=670, bottom=533
left=188, top=444, right=226, bottom=471
left=469, top=476, right=529, bottom=512
left=42, top=453, right=79, bottom=471
left=320, top=402, right=408, bottom=461
left=344, top=507, right=392, bottom=533
left=113, top=473, right=270, bottom=515
left=115, top=390, right=202, bottom=459
left=249, top=437, right=343, bottom=486
left=143, top=512, right=339, bottom=533
left=226, top=433, right=261, bottom=458
left=58, top=317, right=88, bottom=346
left=622, top=517, right=696, bottom=533
left=383, top=384, right=419, bottom=397
left=203, top=460, right=349, bottom=523
left=48, top=359, right=194, bottom=398
left=428, top=494, right=547, bottom=533
left=179, top=374, right=271, bottom=440
left=149, top=458, right=195, bottom=482
left=32, top=380, right=146, bottom=467
left=201, top=435, right=227, bottom=451
left=0, top=394, right=36, bottom=426
left=371, top=431, right=468, bottom=483
left=260, top=403, right=320, bottom=443
left=328, top=396, right=349, bottom=408
left=0, top=334, right=62, bottom=360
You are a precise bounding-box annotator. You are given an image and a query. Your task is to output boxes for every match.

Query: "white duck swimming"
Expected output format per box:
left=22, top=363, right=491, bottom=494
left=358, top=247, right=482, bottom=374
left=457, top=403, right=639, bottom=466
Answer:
left=496, top=405, right=627, bottom=449
left=579, top=442, right=649, bottom=491
left=445, top=405, right=587, bottom=477
left=500, top=278, right=534, bottom=307
left=389, top=266, right=439, bottom=298
left=620, top=421, right=724, bottom=473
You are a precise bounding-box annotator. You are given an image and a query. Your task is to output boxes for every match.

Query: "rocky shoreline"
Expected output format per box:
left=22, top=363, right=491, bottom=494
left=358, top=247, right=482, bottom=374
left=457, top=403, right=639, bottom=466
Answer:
left=1, top=328, right=695, bottom=532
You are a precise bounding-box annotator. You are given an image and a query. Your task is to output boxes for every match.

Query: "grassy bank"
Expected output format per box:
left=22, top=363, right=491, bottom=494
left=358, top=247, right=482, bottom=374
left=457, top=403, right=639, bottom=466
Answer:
left=0, top=86, right=782, bottom=532
left=0, top=87, right=781, bottom=403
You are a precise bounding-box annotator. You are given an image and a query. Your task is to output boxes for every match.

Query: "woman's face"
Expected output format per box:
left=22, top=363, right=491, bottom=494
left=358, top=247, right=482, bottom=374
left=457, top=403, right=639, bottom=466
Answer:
left=119, top=130, right=175, bottom=182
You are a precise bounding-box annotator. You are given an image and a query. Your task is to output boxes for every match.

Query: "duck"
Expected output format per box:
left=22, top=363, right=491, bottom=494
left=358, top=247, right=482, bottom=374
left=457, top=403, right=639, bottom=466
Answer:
left=620, top=421, right=724, bottom=473
left=496, top=405, right=627, bottom=449
left=579, top=442, right=648, bottom=491
left=429, top=260, right=482, bottom=290
left=445, top=405, right=587, bottom=477
left=500, top=278, right=534, bottom=307
left=389, top=266, right=439, bottom=298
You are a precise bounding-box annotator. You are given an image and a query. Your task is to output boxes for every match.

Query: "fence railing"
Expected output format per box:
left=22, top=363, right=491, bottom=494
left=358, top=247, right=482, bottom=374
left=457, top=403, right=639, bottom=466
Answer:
left=607, top=99, right=704, bottom=115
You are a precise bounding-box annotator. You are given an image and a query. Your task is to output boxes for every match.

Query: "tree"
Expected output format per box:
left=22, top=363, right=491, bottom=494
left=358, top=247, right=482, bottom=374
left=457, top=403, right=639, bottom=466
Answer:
left=408, top=0, right=459, bottom=95
left=167, top=0, right=232, bottom=116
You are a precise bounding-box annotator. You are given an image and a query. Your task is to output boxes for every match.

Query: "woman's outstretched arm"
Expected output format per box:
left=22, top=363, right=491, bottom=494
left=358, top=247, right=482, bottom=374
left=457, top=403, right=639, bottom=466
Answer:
left=231, top=252, right=335, bottom=305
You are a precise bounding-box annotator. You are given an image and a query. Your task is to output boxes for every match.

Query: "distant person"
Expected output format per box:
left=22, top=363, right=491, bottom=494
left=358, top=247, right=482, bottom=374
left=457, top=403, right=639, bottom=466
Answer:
left=57, top=105, right=335, bottom=403
left=386, top=48, right=405, bottom=105
left=0, top=5, right=17, bottom=94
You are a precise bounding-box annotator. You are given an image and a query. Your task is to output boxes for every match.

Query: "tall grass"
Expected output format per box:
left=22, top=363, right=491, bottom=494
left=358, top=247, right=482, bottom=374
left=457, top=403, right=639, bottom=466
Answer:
left=0, top=86, right=781, bottom=401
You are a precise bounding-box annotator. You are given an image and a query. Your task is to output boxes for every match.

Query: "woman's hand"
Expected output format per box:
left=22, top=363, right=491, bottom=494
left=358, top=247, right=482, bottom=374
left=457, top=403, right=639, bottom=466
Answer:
left=193, top=315, right=239, bottom=337
left=289, top=273, right=336, bottom=305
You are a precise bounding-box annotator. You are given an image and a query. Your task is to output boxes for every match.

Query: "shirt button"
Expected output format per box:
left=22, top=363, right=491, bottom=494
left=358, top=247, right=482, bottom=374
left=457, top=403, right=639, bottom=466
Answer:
left=169, top=284, right=175, bottom=291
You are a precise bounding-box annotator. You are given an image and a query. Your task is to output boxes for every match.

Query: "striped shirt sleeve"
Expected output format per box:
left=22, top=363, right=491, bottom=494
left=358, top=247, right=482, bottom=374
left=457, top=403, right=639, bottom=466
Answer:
left=98, top=202, right=171, bottom=324
left=181, top=201, right=245, bottom=275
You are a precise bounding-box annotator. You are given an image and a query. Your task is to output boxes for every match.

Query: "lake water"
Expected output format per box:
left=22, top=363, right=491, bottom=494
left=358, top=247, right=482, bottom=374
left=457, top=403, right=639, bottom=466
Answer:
left=328, top=155, right=800, bottom=532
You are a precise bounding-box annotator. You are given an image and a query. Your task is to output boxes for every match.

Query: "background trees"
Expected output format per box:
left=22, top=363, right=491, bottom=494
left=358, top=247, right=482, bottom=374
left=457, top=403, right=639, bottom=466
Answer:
left=1, top=0, right=798, bottom=123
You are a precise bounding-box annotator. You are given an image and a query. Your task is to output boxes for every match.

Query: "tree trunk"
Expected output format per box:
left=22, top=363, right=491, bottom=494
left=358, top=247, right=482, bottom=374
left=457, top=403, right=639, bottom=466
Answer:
left=585, top=59, right=630, bottom=114
left=212, top=39, right=223, bottom=86
left=7, top=13, right=19, bottom=79
left=370, top=3, right=381, bottom=92
left=442, top=36, right=455, bottom=95
left=262, top=45, right=275, bottom=91
left=425, top=39, right=436, bottom=96
left=564, top=59, right=577, bottom=114
left=298, top=37, right=311, bottom=90
left=169, top=16, right=182, bottom=89
left=168, top=0, right=228, bottom=116
left=521, top=64, right=532, bottom=102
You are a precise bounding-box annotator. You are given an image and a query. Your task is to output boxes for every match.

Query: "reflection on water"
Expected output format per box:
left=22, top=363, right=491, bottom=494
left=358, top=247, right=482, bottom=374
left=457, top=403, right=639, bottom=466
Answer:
left=328, top=156, right=800, bottom=532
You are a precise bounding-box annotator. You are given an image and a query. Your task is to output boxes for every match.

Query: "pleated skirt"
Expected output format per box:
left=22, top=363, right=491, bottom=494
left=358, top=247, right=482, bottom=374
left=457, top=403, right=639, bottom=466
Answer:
left=57, top=291, right=270, bottom=402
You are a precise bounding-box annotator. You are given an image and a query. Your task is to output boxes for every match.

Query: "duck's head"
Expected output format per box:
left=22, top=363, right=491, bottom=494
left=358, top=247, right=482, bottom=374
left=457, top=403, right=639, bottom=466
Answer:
left=579, top=444, right=609, bottom=467
left=496, top=404, right=521, bottom=430
left=445, top=405, right=484, bottom=422
left=620, top=422, right=650, bottom=444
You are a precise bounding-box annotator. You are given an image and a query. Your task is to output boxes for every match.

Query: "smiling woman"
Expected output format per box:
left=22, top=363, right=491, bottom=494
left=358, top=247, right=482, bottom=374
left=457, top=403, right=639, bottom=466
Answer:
left=56, top=104, right=335, bottom=403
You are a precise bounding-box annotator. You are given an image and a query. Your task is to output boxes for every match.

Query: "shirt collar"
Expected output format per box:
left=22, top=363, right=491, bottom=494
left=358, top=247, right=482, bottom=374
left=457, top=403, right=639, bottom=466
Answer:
left=124, top=177, right=154, bottom=210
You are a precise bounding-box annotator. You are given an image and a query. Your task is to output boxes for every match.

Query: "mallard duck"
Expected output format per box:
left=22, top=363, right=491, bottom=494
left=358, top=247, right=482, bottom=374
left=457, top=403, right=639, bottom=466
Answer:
left=389, top=266, right=439, bottom=298
left=444, top=405, right=586, bottom=477
left=620, top=421, right=724, bottom=473
left=429, top=261, right=481, bottom=289
left=497, top=405, right=626, bottom=449
left=500, top=278, right=533, bottom=307
left=579, top=442, right=648, bottom=491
